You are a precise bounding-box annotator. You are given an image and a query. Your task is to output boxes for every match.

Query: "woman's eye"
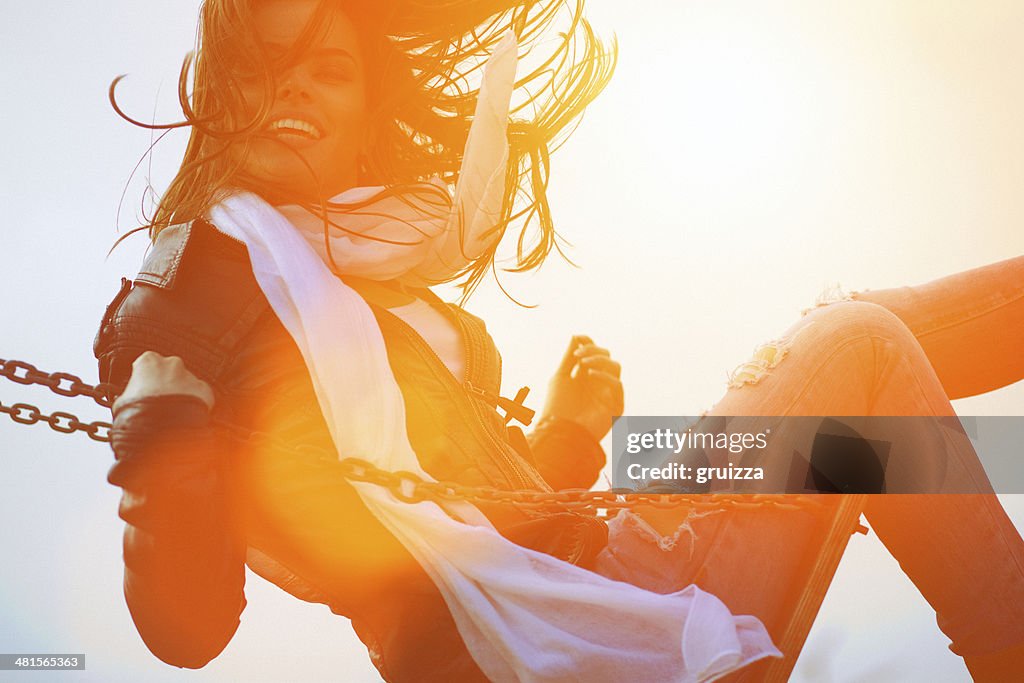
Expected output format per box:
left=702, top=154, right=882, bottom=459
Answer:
left=314, top=62, right=355, bottom=83
left=234, top=70, right=262, bottom=84
left=226, top=60, right=263, bottom=83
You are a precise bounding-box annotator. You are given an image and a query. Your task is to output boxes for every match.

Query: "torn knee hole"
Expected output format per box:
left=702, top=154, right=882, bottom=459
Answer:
left=726, top=317, right=817, bottom=389
left=727, top=338, right=792, bottom=388
left=627, top=508, right=724, bottom=558
left=801, top=282, right=862, bottom=317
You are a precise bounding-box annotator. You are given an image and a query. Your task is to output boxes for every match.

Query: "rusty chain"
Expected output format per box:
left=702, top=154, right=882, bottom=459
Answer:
left=332, top=458, right=817, bottom=512
left=0, top=400, right=112, bottom=443
left=0, top=358, right=116, bottom=407
left=0, top=358, right=816, bottom=513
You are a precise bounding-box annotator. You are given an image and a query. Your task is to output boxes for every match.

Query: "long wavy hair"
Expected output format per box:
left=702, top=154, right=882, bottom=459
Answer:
left=110, top=0, right=617, bottom=299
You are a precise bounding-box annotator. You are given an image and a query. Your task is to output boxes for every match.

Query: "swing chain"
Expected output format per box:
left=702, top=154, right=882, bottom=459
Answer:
left=217, top=415, right=815, bottom=512
left=0, top=358, right=816, bottom=513
left=0, top=400, right=112, bottom=443
left=0, top=359, right=116, bottom=407
left=334, top=457, right=816, bottom=512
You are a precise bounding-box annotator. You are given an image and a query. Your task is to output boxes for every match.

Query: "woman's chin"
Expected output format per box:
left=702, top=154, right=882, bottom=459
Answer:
left=233, top=174, right=317, bottom=205
left=238, top=158, right=357, bottom=204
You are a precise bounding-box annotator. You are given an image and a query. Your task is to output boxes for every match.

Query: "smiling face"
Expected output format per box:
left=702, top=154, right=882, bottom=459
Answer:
left=236, top=0, right=369, bottom=201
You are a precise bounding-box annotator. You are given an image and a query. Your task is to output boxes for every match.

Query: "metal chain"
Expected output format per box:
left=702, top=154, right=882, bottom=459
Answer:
left=334, top=458, right=818, bottom=512
left=0, top=400, right=112, bottom=443
left=0, top=358, right=816, bottom=513
left=0, top=359, right=116, bottom=408
left=217, top=420, right=817, bottom=513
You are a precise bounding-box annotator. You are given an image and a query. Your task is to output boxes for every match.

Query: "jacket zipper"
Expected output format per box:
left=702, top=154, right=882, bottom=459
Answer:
left=450, top=306, right=540, bottom=491
left=383, top=303, right=539, bottom=491
left=463, top=381, right=534, bottom=427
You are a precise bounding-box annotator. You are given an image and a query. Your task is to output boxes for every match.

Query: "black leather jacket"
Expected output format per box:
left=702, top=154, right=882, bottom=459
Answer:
left=94, top=218, right=608, bottom=681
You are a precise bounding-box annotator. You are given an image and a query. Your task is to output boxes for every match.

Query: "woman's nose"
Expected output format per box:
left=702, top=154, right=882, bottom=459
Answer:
left=277, top=69, right=312, bottom=102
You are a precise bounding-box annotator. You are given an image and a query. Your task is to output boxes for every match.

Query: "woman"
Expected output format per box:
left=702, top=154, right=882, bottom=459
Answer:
left=95, top=0, right=1024, bottom=680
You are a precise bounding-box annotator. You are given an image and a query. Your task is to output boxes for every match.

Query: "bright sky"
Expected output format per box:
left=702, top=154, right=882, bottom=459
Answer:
left=2, top=1, right=1022, bottom=681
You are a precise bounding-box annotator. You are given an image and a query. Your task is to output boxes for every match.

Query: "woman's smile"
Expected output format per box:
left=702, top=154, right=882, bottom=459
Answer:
left=266, top=116, right=321, bottom=142
left=266, top=114, right=326, bottom=147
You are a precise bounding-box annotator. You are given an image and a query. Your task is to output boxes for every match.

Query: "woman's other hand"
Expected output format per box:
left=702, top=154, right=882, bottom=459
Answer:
left=540, top=335, right=624, bottom=442
left=112, top=351, right=216, bottom=414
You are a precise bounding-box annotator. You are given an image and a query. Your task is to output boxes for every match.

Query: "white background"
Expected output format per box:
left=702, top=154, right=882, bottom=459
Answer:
left=2, top=1, right=1022, bottom=681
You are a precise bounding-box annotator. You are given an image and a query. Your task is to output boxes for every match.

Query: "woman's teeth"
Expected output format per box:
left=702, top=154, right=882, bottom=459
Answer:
left=269, top=118, right=323, bottom=140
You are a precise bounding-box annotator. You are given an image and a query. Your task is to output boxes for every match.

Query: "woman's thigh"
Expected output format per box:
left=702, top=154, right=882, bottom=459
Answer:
left=817, top=255, right=1024, bottom=399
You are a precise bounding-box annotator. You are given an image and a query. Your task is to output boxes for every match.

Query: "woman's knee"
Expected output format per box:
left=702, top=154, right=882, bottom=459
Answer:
left=726, top=300, right=913, bottom=390
left=799, top=300, right=933, bottom=397
left=802, top=299, right=916, bottom=346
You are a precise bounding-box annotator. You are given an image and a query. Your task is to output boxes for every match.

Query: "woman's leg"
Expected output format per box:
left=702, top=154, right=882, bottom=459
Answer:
left=598, top=295, right=1024, bottom=677
left=712, top=299, right=1024, bottom=656
left=827, top=256, right=1024, bottom=676
left=812, top=254, right=1024, bottom=400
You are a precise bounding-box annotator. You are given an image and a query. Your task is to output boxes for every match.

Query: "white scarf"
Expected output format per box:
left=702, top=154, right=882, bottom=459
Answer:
left=274, top=24, right=513, bottom=286
left=208, top=30, right=780, bottom=682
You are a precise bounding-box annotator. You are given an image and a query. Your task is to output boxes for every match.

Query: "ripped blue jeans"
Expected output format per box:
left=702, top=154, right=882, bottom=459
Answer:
left=593, top=255, right=1024, bottom=662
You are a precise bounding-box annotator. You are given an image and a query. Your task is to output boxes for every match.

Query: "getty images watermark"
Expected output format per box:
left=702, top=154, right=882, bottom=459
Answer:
left=611, top=415, right=1024, bottom=494
left=622, top=422, right=770, bottom=487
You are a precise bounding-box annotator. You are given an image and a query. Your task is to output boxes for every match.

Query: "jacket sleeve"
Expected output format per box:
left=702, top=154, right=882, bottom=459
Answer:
left=526, top=415, right=606, bottom=490
left=106, top=391, right=247, bottom=669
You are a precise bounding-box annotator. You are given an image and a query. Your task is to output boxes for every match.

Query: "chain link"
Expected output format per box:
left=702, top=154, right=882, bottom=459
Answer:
left=0, top=400, right=112, bottom=443
left=0, top=358, right=817, bottom=513
left=0, top=359, right=116, bottom=408
left=332, top=456, right=817, bottom=512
